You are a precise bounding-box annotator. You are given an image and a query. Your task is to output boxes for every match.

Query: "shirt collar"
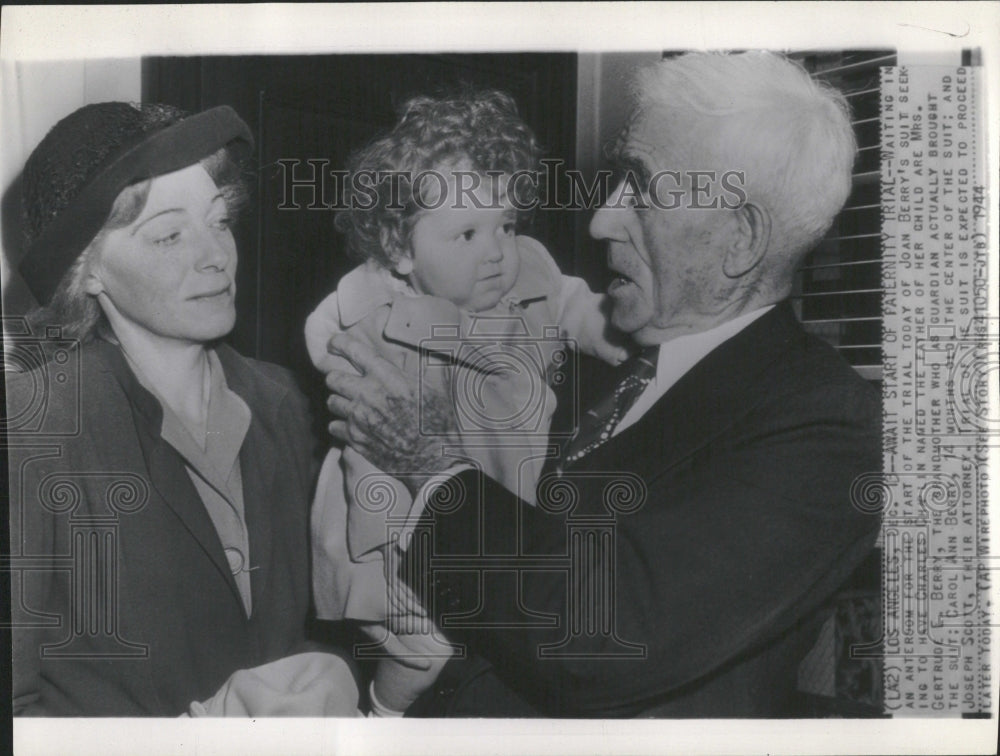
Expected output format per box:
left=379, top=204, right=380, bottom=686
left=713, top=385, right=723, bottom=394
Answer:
left=129, top=348, right=251, bottom=494
left=336, top=260, right=411, bottom=328
left=651, top=304, right=777, bottom=394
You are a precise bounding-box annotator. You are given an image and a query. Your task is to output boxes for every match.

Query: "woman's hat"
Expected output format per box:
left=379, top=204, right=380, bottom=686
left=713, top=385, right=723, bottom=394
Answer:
left=19, top=102, right=254, bottom=305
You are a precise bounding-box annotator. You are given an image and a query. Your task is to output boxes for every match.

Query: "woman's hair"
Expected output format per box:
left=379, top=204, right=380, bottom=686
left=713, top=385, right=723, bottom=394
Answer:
left=335, top=88, right=542, bottom=268
left=630, top=51, right=857, bottom=268
left=27, top=146, right=250, bottom=343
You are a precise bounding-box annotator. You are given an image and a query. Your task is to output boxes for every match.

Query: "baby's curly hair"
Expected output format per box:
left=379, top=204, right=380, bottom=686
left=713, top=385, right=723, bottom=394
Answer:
left=335, top=89, right=542, bottom=268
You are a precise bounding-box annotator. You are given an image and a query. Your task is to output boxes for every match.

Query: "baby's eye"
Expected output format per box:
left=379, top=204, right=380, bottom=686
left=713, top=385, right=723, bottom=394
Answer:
left=460, top=229, right=476, bottom=242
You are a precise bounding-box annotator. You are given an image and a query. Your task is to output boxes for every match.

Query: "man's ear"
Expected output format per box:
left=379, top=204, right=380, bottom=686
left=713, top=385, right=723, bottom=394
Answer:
left=723, top=202, right=771, bottom=279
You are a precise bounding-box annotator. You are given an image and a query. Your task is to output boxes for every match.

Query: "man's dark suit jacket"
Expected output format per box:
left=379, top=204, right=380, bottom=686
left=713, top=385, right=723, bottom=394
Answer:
left=407, top=301, right=882, bottom=717
left=7, top=339, right=318, bottom=716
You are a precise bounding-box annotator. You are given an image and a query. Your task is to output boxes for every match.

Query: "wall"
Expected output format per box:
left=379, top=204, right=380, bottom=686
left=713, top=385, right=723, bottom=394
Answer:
left=1, top=58, right=141, bottom=316
left=574, top=52, right=660, bottom=283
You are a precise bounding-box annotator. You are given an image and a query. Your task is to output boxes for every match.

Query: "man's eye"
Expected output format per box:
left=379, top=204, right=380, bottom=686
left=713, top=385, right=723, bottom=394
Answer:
left=613, top=173, right=649, bottom=212
left=502, top=222, right=516, bottom=235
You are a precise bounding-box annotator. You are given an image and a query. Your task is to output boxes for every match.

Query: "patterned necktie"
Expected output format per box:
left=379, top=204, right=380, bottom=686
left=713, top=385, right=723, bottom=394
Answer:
left=560, top=345, right=659, bottom=468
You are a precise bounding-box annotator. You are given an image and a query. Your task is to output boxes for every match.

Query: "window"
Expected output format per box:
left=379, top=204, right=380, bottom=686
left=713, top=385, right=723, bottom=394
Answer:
left=788, top=50, right=897, bottom=383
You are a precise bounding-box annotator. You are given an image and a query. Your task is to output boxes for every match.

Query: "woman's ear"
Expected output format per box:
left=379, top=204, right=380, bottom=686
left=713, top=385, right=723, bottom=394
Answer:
left=82, top=270, right=104, bottom=296
left=77, top=240, right=105, bottom=296
left=723, top=202, right=771, bottom=279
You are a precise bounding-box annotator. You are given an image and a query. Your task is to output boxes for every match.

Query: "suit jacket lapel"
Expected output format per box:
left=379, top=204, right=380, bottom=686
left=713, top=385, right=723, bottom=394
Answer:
left=216, top=345, right=277, bottom=617
left=138, top=429, right=244, bottom=597
left=93, top=339, right=244, bottom=601
left=237, top=418, right=275, bottom=616
left=595, top=302, right=806, bottom=479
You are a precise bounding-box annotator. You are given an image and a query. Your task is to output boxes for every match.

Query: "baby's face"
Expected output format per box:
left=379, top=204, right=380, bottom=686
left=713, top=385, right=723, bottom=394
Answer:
left=406, top=172, right=520, bottom=312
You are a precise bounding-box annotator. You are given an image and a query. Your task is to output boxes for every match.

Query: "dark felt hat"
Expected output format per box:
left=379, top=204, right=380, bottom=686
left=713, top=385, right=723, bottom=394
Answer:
left=19, top=102, right=254, bottom=305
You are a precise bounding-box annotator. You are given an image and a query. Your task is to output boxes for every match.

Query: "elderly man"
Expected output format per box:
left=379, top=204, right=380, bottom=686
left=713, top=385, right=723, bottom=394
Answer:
left=324, top=51, right=881, bottom=717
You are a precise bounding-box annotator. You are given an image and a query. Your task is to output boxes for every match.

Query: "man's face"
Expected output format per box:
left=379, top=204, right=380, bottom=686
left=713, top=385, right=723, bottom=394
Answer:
left=589, top=112, right=732, bottom=345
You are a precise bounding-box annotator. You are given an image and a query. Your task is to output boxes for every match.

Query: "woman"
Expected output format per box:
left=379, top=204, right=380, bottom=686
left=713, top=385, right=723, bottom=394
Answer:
left=7, top=102, right=357, bottom=716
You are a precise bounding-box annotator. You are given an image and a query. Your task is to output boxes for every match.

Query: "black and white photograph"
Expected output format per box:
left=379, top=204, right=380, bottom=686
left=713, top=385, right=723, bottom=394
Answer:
left=2, top=4, right=997, bottom=755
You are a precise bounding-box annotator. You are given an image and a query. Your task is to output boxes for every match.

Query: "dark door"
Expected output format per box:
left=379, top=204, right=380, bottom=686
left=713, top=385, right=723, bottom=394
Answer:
left=143, top=53, right=578, bottom=393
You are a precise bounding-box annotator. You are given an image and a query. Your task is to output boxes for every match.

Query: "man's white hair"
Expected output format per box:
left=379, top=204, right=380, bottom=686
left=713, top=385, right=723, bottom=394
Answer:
left=633, top=51, right=857, bottom=268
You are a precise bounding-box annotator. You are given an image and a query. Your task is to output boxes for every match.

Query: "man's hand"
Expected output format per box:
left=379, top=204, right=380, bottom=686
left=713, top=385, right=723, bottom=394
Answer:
left=325, top=332, right=462, bottom=496
left=364, top=625, right=455, bottom=714
left=380, top=542, right=429, bottom=634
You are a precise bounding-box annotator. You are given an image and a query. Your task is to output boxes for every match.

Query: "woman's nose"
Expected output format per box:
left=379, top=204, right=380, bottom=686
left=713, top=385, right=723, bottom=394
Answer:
left=196, top=225, right=232, bottom=271
left=589, top=181, right=630, bottom=242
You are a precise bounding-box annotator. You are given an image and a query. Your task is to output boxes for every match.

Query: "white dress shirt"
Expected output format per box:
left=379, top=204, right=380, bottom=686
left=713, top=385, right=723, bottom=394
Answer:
left=612, top=305, right=775, bottom=437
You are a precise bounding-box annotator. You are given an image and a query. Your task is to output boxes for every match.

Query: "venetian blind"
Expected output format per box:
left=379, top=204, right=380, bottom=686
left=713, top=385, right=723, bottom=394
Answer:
left=788, top=50, right=897, bottom=383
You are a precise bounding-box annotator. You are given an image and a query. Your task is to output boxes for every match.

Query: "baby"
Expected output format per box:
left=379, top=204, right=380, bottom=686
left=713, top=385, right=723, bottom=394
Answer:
left=306, top=90, right=626, bottom=713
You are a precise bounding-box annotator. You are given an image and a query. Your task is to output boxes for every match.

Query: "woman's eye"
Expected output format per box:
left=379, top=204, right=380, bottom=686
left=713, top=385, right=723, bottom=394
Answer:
left=154, top=231, right=181, bottom=246
left=212, top=216, right=232, bottom=230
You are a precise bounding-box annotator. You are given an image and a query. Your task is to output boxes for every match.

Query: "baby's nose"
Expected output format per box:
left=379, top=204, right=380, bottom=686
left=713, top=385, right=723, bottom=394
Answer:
left=484, top=237, right=505, bottom=263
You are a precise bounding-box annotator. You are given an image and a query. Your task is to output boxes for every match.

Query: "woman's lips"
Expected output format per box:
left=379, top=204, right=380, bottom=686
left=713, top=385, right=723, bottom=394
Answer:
left=190, top=284, right=232, bottom=300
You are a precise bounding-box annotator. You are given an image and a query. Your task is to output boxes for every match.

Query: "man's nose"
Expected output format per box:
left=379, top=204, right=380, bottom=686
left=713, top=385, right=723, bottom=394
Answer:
left=589, top=181, right=629, bottom=241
